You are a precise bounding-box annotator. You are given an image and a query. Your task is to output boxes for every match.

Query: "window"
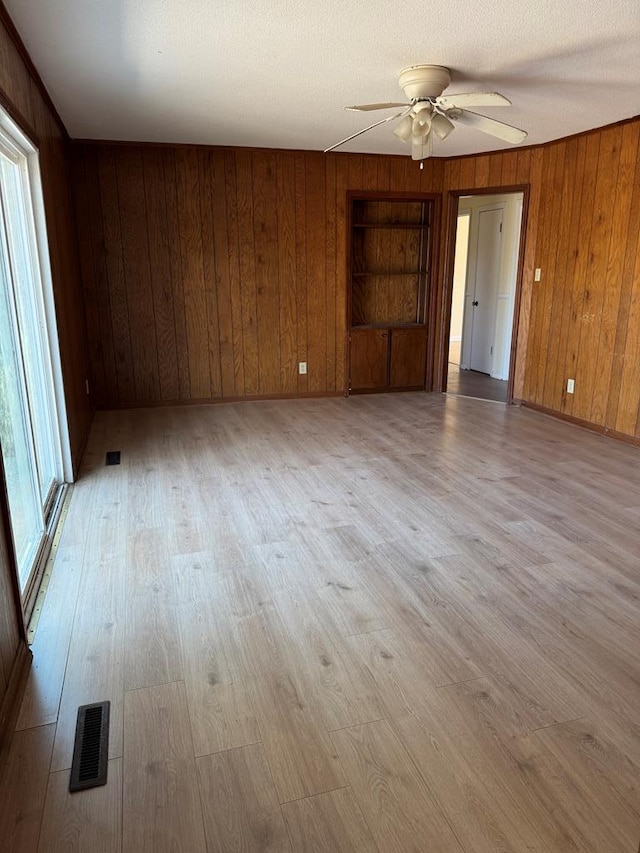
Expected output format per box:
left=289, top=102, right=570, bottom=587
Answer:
left=0, top=109, right=70, bottom=613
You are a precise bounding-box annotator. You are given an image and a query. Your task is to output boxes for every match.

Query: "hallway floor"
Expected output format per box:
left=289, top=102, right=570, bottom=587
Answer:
left=447, top=362, right=508, bottom=402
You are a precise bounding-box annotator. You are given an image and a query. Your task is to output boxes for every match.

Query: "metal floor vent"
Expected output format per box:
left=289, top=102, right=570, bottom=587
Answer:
left=69, top=701, right=110, bottom=792
left=105, top=451, right=121, bottom=466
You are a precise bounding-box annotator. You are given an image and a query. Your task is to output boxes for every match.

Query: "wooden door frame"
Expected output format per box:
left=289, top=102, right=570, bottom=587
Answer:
left=344, top=190, right=442, bottom=396
left=437, top=185, right=530, bottom=403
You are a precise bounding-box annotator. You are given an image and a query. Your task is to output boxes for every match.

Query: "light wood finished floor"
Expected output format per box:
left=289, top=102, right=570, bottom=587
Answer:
left=2, top=393, right=640, bottom=852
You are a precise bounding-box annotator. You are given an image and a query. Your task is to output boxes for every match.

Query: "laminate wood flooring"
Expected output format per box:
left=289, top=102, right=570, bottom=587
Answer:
left=3, top=392, right=640, bottom=851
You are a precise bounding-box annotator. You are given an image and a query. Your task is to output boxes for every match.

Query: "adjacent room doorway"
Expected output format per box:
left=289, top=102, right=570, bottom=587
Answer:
left=446, top=190, right=525, bottom=403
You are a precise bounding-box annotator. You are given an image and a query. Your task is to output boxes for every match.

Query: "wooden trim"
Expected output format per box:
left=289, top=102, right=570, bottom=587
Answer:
left=0, top=83, right=38, bottom=146
left=506, top=186, right=530, bottom=403
left=98, top=390, right=344, bottom=411
left=0, top=641, right=31, bottom=756
left=0, top=0, right=69, bottom=140
left=438, top=185, right=530, bottom=403
left=522, top=401, right=640, bottom=449
left=350, top=386, right=426, bottom=395
left=70, top=409, right=95, bottom=480
left=433, top=114, right=640, bottom=161
left=72, top=115, right=640, bottom=160
left=346, top=190, right=441, bottom=202
left=424, top=193, right=442, bottom=390
left=0, top=452, right=25, bottom=642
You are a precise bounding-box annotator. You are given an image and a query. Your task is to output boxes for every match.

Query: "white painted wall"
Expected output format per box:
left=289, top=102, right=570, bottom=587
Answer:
left=457, top=192, right=523, bottom=380
left=450, top=212, right=470, bottom=344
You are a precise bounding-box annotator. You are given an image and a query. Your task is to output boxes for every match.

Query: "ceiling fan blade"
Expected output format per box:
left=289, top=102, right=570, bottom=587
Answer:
left=324, top=109, right=410, bottom=153
left=346, top=102, right=409, bottom=111
left=452, top=109, right=527, bottom=144
left=437, top=92, right=511, bottom=108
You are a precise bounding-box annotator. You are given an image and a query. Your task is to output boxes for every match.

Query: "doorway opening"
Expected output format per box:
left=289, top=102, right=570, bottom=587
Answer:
left=0, top=107, right=70, bottom=622
left=446, top=191, right=525, bottom=403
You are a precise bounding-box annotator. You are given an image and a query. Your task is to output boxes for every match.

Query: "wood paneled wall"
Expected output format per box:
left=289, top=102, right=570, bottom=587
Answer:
left=0, top=7, right=92, bottom=745
left=442, top=124, right=640, bottom=439
left=72, top=146, right=444, bottom=405
left=73, top=117, right=640, bottom=441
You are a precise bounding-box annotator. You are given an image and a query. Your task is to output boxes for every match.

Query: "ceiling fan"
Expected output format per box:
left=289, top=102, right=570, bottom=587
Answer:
left=324, top=65, right=528, bottom=160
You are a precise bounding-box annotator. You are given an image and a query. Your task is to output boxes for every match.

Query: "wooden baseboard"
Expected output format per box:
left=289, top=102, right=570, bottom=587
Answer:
left=95, top=390, right=346, bottom=410
left=0, top=642, right=32, bottom=756
left=521, top=402, right=640, bottom=449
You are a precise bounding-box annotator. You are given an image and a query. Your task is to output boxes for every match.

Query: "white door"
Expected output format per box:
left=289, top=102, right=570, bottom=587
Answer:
left=468, top=207, right=503, bottom=374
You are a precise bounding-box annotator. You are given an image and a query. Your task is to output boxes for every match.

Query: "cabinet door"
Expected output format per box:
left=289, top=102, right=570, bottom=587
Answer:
left=389, top=328, right=427, bottom=389
left=350, top=328, right=389, bottom=391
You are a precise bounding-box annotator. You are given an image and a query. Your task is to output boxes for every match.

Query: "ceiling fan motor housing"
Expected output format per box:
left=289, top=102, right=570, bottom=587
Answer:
left=398, top=65, right=452, bottom=101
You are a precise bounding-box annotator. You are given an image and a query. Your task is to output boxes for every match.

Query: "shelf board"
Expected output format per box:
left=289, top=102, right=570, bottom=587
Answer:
left=352, top=271, right=422, bottom=277
left=353, top=222, right=425, bottom=230
left=351, top=323, right=426, bottom=331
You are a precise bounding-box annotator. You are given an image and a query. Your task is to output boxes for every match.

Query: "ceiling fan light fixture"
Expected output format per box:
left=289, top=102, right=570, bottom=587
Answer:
left=412, top=111, right=431, bottom=139
left=411, top=132, right=433, bottom=161
left=393, top=114, right=414, bottom=142
left=431, top=112, right=455, bottom=140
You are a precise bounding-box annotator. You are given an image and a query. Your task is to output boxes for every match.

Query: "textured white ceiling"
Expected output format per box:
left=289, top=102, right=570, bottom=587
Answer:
left=6, top=0, right=640, bottom=157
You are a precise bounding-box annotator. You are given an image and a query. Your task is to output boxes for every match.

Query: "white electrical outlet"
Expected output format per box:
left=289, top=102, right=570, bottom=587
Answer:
left=534, top=268, right=542, bottom=281
left=567, top=378, right=575, bottom=394
left=298, top=362, right=307, bottom=375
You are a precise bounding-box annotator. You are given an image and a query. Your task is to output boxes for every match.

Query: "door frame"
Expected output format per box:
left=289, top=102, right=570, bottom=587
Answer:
left=344, top=190, right=442, bottom=396
left=438, top=185, right=530, bottom=403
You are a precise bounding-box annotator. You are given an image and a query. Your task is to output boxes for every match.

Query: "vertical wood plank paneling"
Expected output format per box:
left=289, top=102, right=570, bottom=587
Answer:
left=474, top=155, right=490, bottom=187
left=615, top=142, right=640, bottom=435
left=142, top=149, right=180, bottom=401
left=532, top=142, right=566, bottom=404
left=595, top=124, right=639, bottom=426
left=276, top=151, right=297, bottom=394
left=388, top=154, right=406, bottom=191
left=224, top=150, right=246, bottom=396
left=82, top=146, right=119, bottom=404
left=573, top=128, right=620, bottom=423
left=305, top=153, right=327, bottom=392
left=116, top=148, right=160, bottom=402
left=362, top=155, right=378, bottom=190
left=563, top=133, right=601, bottom=417
left=198, top=149, right=222, bottom=398
left=97, top=148, right=136, bottom=404
left=71, top=148, right=107, bottom=404
left=163, top=149, right=191, bottom=399
left=235, top=150, right=259, bottom=396
left=335, top=156, right=349, bottom=392
left=459, top=156, right=476, bottom=189
left=325, top=154, right=337, bottom=391
left=72, top=117, right=640, bottom=442
left=210, top=150, right=235, bottom=397
left=500, top=151, right=518, bottom=185
left=294, top=152, right=308, bottom=394
left=175, top=148, right=211, bottom=399
left=554, top=136, right=588, bottom=415
left=513, top=147, right=542, bottom=400
left=543, top=137, right=581, bottom=412
left=488, top=153, right=502, bottom=186
left=607, top=127, right=640, bottom=430
left=252, top=151, right=281, bottom=395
